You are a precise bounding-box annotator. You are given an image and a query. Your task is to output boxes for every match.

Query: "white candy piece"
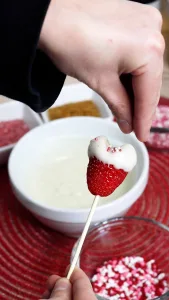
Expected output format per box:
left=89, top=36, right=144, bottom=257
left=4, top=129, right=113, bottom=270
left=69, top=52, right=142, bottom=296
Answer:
left=88, top=136, right=137, bottom=172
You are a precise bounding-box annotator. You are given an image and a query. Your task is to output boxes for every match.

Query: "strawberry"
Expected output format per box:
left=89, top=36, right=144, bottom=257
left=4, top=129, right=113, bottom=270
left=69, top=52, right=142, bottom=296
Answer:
left=87, top=156, right=127, bottom=197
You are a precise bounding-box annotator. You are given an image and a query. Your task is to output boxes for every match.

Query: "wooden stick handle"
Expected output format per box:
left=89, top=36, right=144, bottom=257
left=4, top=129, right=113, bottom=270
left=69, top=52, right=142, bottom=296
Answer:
left=67, top=195, right=100, bottom=280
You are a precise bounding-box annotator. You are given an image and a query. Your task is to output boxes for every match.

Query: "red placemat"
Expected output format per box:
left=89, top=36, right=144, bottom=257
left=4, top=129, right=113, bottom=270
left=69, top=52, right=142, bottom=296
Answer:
left=0, top=150, right=169, bottom=299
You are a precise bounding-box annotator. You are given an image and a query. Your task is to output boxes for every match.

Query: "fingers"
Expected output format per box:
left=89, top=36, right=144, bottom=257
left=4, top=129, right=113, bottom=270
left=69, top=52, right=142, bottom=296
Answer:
left=99, top=76, right=133, bottom=134
left=41, top=275, right=60, bottom=299
left=70, top=267, right=97, bottom=300
left=49, top=278, right=71, bottom=299
left=47, top=275, right=61, bottom=290
left=132, top=57, right=163, bottom=141
left=42, top=268, right=97, bottom=300
left=148, top=6, right=163, bottom=31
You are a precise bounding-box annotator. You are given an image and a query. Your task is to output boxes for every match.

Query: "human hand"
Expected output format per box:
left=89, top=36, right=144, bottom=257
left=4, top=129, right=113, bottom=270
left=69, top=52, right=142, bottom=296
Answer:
left=41, top=267, right=97, bottom=300
left=40, top=0, right=164, bottom=141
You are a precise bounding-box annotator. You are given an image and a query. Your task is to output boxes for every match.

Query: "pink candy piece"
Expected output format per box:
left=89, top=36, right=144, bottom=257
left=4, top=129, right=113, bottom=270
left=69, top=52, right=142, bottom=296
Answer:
left=107, top=146, right=122, bottom=153
left=91, top=256, right=168, bottom=300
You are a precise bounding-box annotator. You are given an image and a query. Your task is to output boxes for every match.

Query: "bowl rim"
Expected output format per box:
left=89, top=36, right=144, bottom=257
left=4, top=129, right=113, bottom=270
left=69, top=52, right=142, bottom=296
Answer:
left=40, top=82, right=113, bottom=123
left=0, top=101, right=42, bottom=153
left=8, top=117, right=149, bottom=214
left=71, top=216, right=169, bottom=300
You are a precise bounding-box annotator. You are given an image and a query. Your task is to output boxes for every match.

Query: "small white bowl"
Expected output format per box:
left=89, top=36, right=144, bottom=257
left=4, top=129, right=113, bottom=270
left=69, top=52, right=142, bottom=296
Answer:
left=0, top=101, right=42, bottom=165
left=8, top=117, right=149, bottom=237
left=40, top=83, right=112, bottom=122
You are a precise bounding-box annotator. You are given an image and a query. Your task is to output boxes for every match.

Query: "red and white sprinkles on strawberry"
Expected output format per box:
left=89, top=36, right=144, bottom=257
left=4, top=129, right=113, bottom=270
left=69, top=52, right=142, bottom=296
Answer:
left=87, top=136, right=137, bottom=197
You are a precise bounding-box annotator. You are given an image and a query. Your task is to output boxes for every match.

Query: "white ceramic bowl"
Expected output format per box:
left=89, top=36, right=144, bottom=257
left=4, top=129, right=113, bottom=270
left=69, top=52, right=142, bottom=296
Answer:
left=40, top=83, right=112, bottom=122
left=0, top=101, right=42, bottom=165
left=8, top=117, right=149, bottom=237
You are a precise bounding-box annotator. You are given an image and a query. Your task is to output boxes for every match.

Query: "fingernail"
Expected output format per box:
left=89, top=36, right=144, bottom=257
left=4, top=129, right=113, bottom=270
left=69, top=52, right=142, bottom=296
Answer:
left=137, top=130, right=150, bottom=142
left=53, top=278, right=70, bottom=291
left=118, top=119, right=132, bottom=134
left=145, top=131, right=150, bottom=142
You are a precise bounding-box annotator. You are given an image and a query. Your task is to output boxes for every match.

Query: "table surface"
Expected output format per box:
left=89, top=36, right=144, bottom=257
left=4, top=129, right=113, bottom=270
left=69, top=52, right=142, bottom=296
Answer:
left=1, top=149, right=169, bottom=300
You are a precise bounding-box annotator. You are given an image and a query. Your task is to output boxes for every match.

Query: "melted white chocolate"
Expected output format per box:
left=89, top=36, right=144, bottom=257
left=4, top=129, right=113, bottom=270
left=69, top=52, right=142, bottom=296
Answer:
left=23, top=137, right=136, bottom=209
left=88, top=136, right=137, bottom=172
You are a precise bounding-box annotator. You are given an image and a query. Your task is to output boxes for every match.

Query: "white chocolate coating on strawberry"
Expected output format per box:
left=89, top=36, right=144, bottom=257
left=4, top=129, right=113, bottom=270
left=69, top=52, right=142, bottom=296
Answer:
left=88, top=136, right=137, bottom=172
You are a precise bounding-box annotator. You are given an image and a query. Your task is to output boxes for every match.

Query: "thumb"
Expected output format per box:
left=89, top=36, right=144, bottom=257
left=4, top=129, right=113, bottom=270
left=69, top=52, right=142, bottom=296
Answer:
left=49, top=278, right=71, bottom=299
left=71, top=267, right=97, bottom=300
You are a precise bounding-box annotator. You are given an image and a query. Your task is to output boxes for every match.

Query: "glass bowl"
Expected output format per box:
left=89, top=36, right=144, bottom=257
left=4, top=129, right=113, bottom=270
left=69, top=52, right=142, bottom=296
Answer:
left=71, top=216, right=169, bottom=300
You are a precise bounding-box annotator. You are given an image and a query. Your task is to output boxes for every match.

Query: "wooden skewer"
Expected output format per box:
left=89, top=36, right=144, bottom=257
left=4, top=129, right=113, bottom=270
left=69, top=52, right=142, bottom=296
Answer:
left=67, top=195, right=100, bottom=280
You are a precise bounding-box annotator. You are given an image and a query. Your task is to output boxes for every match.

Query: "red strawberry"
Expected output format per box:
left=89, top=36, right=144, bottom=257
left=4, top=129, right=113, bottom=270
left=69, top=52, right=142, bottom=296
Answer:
left=87, top=156, right=127, bottom=197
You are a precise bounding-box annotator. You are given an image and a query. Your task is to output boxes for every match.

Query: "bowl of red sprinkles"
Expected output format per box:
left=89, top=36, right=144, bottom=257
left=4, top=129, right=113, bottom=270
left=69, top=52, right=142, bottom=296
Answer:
left=0, top=101, right=42, bottom=165
left=145, top=97, right=169, bottom=150
left=71, top=216, right=169, bottom=300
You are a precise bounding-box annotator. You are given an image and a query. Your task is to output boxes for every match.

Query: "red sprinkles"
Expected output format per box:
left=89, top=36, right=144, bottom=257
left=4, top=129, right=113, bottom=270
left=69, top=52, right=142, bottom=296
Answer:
left=0, top=119, right=30, bottom=147
left=91, top=256, right=168, bottom=300
left=113, top=103, right=169, bottom=149
left=147, top=105, right=169, bottom=149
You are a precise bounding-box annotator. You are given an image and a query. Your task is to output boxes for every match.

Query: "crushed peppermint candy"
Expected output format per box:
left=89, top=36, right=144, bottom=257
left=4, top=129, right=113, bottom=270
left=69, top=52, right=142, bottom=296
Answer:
left=0, top=120, right=30, bottom=147
left=146, top=105, right=169, bottom=149
left=113, top=103, right=169, bottom=149
left=91, top=256, right=168, bottom=300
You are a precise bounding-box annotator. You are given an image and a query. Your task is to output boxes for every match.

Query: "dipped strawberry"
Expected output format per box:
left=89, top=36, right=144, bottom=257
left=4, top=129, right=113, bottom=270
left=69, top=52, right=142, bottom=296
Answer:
left=87, top=136, right=137, bottom=197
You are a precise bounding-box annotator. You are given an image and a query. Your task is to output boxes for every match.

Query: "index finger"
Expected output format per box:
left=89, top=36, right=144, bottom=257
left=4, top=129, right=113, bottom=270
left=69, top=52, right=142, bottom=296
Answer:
left=70, top=267, right=97, bottom=300
left=132, top=57, right=163, bottom=142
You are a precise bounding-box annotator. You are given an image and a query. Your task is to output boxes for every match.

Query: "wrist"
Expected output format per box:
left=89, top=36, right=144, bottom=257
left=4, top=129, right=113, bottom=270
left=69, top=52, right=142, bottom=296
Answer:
left=38, top=0, right=53, bottom=52
left=38, top=0, right=81, bottom=76
left=38, top=0, right=68, bottom=63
